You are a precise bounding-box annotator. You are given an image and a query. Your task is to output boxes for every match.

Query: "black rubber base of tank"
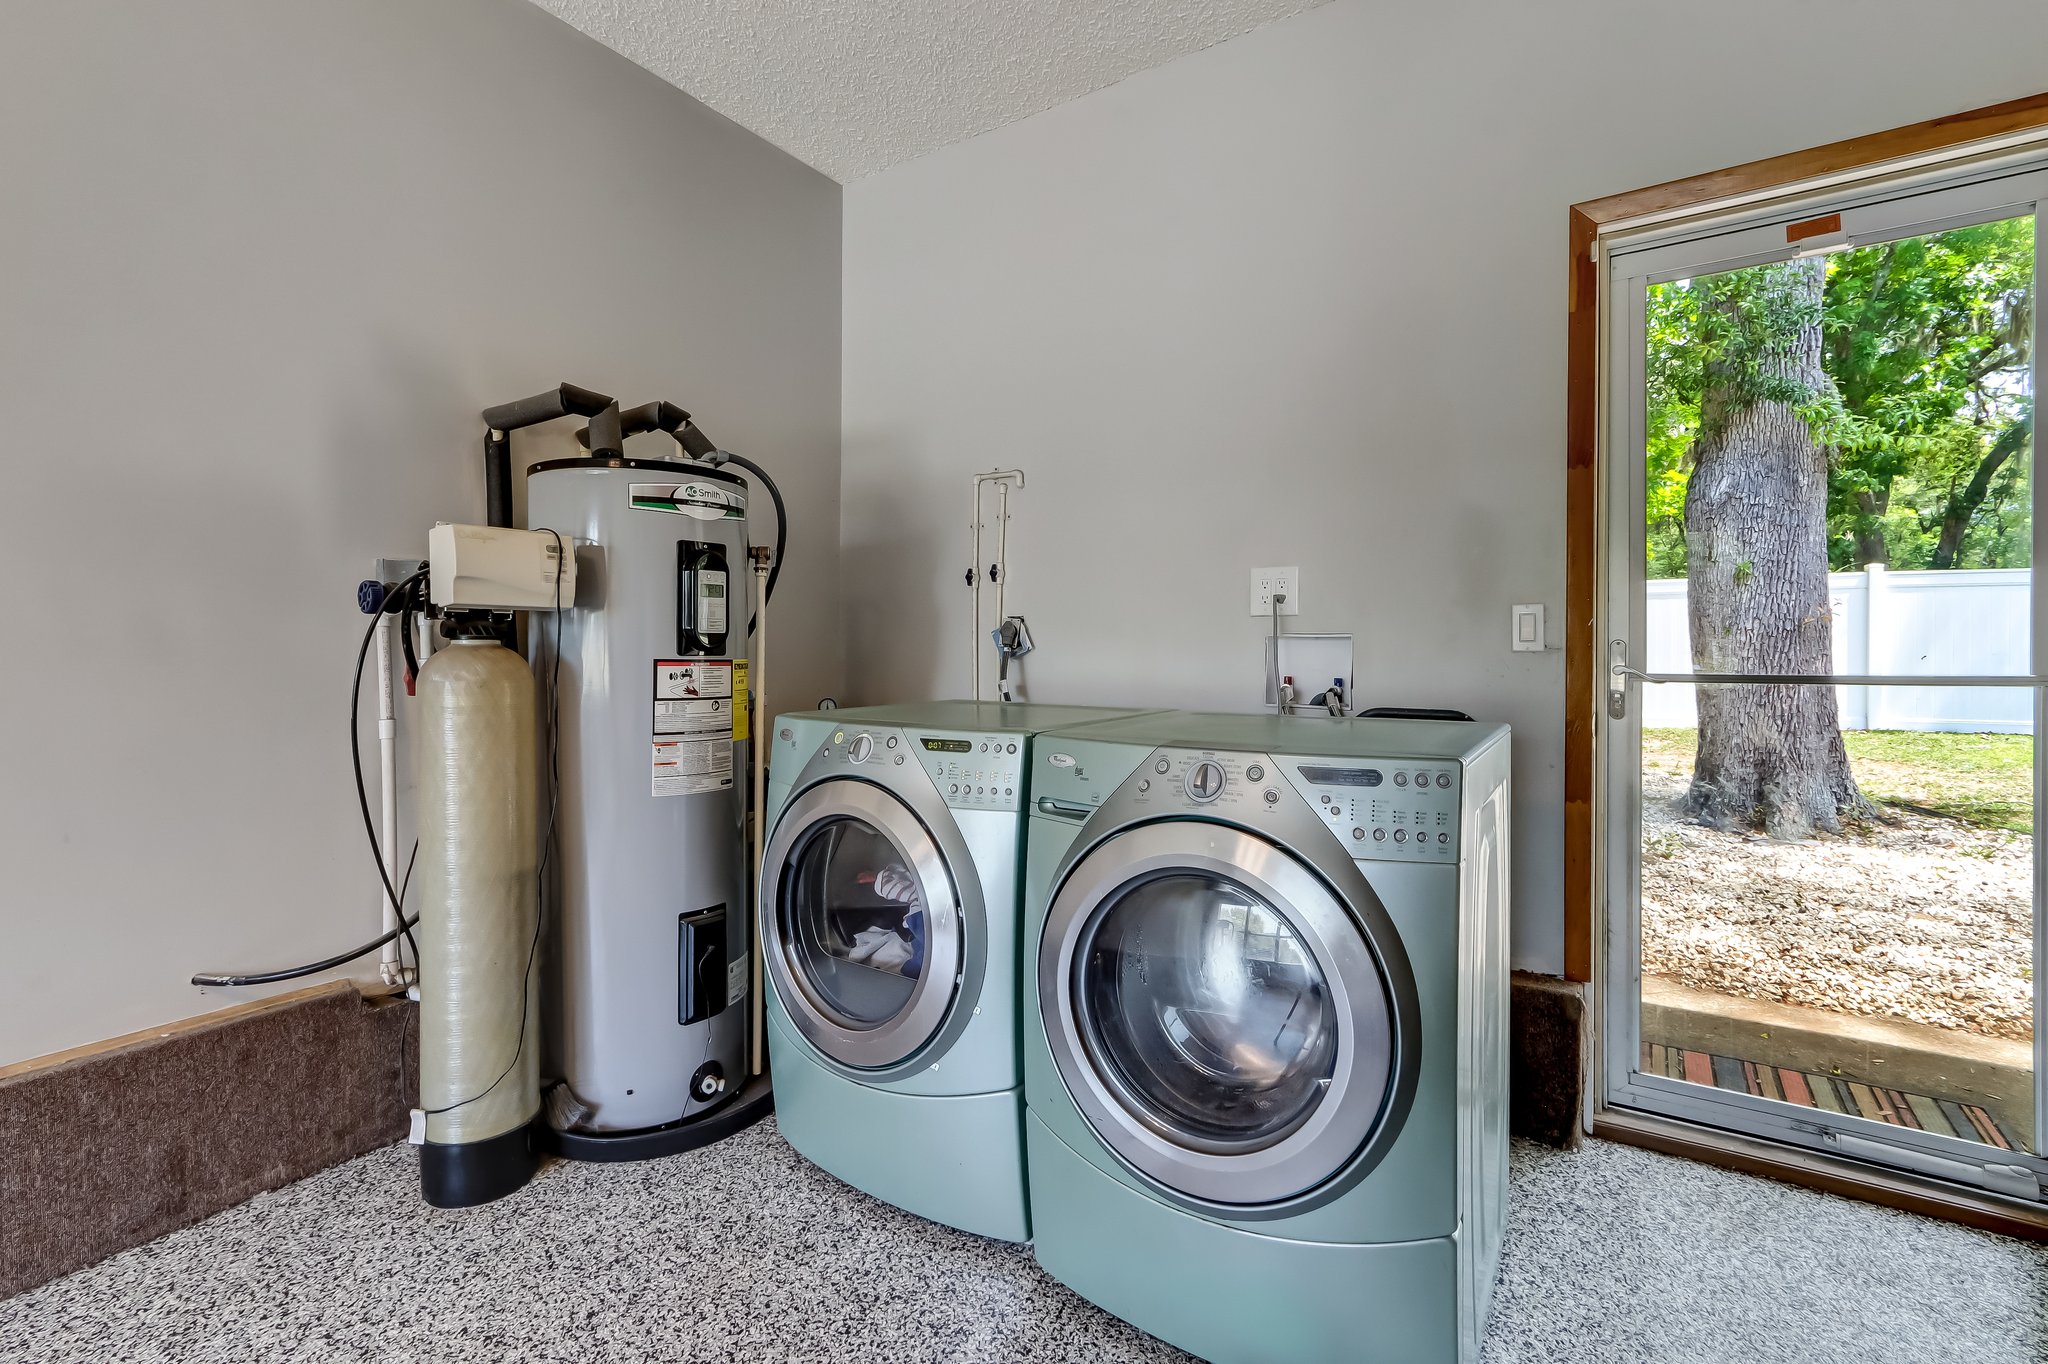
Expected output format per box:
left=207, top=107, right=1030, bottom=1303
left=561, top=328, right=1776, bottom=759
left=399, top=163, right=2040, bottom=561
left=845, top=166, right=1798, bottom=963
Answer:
left=535, top=1073, right=774, bottom=1163
left=419, top=1119, right=543, bottom=1208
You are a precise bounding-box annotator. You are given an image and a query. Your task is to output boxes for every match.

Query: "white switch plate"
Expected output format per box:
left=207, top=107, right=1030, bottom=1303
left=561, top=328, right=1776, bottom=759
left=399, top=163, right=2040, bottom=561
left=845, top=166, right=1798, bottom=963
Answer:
left=1512, top=603, right=1545, bottom=651
left=1251, top=566, right=1300, bottom=616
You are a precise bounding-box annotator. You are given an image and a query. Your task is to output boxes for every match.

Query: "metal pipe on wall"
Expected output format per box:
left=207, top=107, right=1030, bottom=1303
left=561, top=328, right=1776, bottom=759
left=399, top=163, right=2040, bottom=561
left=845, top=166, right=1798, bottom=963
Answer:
left=969, top=470, right=1024, bottom=700
left=995, top=479, right=1011, bottom=634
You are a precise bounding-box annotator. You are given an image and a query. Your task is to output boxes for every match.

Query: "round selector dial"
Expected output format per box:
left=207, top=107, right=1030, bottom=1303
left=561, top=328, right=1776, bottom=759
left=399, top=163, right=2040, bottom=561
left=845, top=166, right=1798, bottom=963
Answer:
left=847, top=733, right=875, bottom=764
left=1184, top=760, right=1227, bottom=803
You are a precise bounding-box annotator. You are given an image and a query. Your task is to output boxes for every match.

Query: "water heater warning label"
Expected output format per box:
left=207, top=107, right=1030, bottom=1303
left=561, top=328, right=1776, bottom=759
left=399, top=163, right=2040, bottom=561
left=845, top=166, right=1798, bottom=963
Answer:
left=652, top=738, right=732, bottom=796
left=652, top=660, right=735, bottom=795
left=653, top=660, right=733, bottom=735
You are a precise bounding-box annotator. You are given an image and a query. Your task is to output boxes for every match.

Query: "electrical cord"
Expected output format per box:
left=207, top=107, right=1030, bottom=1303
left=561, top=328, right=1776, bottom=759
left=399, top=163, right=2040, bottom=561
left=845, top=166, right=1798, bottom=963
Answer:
left=707, top=450, right=783, bottom=635
left=418, top=529, right=564, bottom=1119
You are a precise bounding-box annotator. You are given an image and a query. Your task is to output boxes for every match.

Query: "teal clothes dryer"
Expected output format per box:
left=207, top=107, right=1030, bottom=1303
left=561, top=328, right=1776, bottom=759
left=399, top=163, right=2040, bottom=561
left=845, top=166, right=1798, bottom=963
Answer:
left=1022, top=712, right=1512, bottom=1364
left=760, top=702, right=1157, bottom=1243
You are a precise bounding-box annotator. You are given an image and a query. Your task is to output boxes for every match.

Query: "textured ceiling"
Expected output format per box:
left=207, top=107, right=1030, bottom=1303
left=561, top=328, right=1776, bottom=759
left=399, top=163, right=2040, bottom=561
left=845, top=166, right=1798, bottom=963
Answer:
left=528, top=0, right=1336, bottom=182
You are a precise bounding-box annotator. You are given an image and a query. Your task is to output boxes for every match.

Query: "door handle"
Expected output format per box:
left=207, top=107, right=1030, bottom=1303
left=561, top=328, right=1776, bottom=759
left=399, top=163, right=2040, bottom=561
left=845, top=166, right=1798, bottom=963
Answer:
left=1034, top=797, right=1092, bottom=820
left=1608, top=639, right=1630, bottom=720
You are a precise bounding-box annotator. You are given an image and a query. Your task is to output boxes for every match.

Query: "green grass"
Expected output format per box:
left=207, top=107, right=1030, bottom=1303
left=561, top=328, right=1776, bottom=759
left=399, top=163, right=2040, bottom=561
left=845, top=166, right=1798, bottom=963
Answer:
left=1643, top=728, right=2035, bottom=834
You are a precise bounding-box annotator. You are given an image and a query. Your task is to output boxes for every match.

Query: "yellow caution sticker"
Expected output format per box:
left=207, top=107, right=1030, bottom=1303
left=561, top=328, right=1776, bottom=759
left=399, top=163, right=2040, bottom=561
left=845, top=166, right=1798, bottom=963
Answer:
left=733, top=659, right=750, bottom=742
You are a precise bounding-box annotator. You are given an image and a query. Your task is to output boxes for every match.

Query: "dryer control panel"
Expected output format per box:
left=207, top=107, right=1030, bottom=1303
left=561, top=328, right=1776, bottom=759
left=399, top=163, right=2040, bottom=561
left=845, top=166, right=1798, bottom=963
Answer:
left=1277, top=756, right=1461, bottom=864
left=811, top=726, right=1023, bottom=811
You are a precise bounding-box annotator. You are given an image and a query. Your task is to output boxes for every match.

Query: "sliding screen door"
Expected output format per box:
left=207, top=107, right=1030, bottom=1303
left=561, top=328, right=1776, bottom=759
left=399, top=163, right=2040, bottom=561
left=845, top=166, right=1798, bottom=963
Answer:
left=1603, top=162, right=2047, bottom=1204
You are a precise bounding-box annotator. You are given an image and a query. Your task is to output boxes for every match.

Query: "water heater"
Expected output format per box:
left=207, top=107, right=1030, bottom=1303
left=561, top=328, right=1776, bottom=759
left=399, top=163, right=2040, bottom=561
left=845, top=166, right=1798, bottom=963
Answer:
left=526, top=456, right=753, bottom=1133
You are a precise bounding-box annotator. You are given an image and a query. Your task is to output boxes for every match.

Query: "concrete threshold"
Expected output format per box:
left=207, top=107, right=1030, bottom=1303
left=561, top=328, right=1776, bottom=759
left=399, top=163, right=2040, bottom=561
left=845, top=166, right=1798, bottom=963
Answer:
left=1640, top=976, right=2035, bottom=1150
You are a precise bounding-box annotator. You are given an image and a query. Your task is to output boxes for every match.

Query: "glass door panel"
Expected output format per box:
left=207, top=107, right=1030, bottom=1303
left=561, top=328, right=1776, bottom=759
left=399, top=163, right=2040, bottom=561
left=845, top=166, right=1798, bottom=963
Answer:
left=1639, top=690, right=2034, bottom=1158
left=1605, top=166, right=2047, bottom=1200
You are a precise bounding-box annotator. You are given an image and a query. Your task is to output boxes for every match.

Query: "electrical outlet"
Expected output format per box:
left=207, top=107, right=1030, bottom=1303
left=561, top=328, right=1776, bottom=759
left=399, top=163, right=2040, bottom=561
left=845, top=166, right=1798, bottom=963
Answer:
left=1250, top=566, right=1299, bottom=616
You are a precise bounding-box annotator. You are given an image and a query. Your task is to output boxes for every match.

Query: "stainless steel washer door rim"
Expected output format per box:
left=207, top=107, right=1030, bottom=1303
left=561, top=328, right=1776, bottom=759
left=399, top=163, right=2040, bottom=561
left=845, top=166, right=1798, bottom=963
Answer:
left=762, top=780, right=962, bottom=1070
left=1041, top=822, right=1404, bottom=1209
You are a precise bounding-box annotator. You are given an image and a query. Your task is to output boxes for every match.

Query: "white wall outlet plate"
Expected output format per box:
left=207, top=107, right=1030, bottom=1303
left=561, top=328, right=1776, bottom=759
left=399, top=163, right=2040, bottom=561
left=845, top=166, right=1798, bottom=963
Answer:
left=1512, top=603, right=1545, bottom=651
left=1251, top=566, right=1300, bottom=616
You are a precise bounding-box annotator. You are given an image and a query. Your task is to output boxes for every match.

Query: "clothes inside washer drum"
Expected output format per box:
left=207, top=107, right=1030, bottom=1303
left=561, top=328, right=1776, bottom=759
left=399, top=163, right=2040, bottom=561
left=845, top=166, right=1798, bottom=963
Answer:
left=783, top=818, right=925, bottom=1025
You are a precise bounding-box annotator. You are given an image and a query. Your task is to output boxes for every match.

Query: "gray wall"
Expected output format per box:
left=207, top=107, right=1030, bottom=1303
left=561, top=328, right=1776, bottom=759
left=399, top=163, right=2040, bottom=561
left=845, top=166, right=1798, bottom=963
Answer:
left=0, top=0, right=840, bottom=1065
left=841, top=0, right=2048, bottom=973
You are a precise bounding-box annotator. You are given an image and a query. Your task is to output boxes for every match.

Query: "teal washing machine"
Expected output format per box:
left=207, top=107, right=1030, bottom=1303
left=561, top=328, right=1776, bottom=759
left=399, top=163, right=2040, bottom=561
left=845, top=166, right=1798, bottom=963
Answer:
left=760, top=702, right=1156, bottom=1242
left=1022, top=712, right=1512, bottom=1363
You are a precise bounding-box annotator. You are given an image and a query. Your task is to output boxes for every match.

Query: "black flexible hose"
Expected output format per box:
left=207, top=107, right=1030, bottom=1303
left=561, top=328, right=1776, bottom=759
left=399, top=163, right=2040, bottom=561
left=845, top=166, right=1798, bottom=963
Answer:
left=353, top=573, right=427, bottom=971
left=715, top=451, right=784, bottom=636
left=397, top=580, right=421, bottom=692
left=191, top=570, right=427, bottom=989
left=191, top=845, right=419, bottom=988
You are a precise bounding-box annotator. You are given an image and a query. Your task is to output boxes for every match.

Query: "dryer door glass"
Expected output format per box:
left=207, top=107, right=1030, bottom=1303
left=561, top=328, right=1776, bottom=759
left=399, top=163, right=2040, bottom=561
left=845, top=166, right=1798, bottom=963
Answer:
left=782, top=815, right=927, bottom=1028
left=764, top=777, right=966, bottom=1071
left=1078, top=872, right=1338, bottom=1148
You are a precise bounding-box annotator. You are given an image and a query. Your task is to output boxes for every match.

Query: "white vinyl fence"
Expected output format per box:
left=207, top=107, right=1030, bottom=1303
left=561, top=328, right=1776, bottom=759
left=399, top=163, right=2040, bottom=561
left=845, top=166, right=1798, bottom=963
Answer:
left=1643, top=566, right=2033, bottom=734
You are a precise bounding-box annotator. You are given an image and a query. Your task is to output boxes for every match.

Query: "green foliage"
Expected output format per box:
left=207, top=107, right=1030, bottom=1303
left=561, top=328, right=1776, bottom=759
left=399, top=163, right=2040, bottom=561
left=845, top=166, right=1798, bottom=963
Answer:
left=1645, top=215, right=2035, bottom=576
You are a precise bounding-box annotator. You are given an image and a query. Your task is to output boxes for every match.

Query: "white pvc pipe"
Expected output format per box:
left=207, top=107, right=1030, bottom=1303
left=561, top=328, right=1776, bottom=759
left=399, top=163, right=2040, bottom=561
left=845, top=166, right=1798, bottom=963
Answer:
left=375, top=612, right=404, bottom=983
left=750, top=552, right=771, bottom=1077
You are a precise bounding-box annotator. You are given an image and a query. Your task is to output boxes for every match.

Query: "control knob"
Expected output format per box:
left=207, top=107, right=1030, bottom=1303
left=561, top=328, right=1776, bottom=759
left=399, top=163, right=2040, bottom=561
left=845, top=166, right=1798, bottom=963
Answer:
left=1184, top=760, right=1226, bottom=803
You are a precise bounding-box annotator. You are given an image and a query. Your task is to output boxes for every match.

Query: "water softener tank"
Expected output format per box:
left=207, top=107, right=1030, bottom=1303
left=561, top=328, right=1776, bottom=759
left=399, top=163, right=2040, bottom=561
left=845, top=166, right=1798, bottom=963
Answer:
left=526, top=457, right=751, bottom=1133
left=415, top=636, right=542, bottom=1206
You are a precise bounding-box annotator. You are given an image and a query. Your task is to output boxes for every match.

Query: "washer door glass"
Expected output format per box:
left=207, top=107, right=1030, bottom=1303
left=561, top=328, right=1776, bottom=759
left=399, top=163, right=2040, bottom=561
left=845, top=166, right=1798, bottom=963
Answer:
left=783, top=815, right=930, bottom=1027
left=1041, top=821, right=1408, bottom=1208
left=1078, top=872, right=1338, bottom=1150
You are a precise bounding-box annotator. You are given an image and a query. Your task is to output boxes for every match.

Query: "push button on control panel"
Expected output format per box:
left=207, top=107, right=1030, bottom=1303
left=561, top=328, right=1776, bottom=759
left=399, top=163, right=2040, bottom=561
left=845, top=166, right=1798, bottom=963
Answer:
left=918, top=731, right=1024, bottom=812
left=1295, top=758, right=1459, bottom=862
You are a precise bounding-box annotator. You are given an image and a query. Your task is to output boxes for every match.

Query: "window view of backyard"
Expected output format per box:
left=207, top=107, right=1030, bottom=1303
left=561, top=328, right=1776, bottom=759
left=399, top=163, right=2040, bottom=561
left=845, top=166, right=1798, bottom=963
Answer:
left=1637, top=214, right=2037, bottom=1154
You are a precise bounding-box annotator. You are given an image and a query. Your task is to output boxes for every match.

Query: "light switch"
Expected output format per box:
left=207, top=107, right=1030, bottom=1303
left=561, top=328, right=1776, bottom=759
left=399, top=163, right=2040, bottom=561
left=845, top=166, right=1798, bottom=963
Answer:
left=1512, top=604, right=1544, bottom=652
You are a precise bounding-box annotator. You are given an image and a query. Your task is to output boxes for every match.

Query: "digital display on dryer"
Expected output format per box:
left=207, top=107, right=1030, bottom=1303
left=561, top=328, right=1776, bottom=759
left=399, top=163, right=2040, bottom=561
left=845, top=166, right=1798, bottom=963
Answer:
left=920, top=737, right=973, bottom=753
left=1299, top=765, right=1383, bottom=787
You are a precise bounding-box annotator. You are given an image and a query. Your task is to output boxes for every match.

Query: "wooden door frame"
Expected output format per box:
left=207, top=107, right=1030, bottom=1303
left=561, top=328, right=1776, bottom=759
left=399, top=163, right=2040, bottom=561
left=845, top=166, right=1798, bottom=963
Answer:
left=1562, top=91, right=2048, bottom=984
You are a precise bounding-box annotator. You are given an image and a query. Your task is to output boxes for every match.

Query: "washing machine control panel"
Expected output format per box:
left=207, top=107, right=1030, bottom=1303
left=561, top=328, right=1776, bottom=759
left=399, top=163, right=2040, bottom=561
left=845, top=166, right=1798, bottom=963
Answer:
left=1115, top=750, right=1272, bottom=814
left=1280, top=757, right=1461, bottom=864
left=913, top=731, right=1023, bottom=811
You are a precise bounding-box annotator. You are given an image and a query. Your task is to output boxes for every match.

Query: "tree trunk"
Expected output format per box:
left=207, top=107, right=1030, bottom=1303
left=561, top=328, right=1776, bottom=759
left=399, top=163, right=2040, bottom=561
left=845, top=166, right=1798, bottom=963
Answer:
left=1681, top=259, right=1870, bottom=838
left=1850, top=488, right=1890, bottom=569
left=1930, top=413, right=2031, bottom=568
